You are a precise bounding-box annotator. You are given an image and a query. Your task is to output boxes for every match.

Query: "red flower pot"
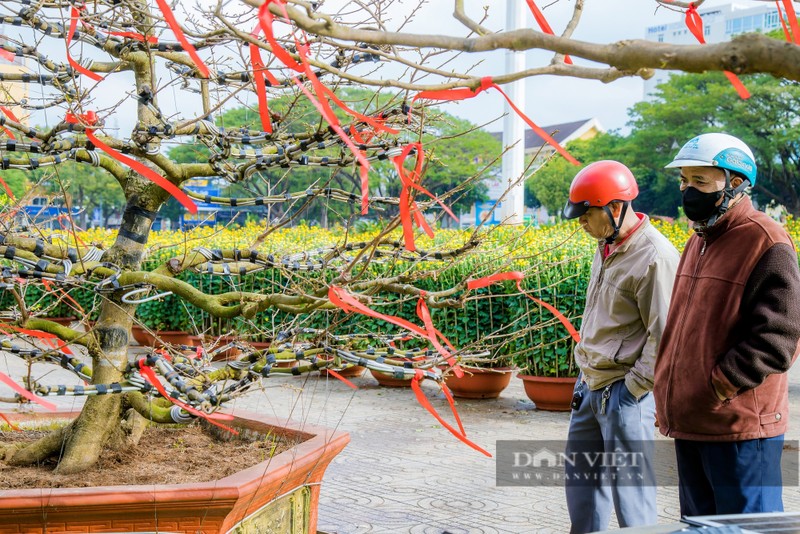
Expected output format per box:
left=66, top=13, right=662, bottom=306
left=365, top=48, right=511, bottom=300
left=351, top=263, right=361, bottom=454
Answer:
left=369, top=368, right=413, bottom=387
left=517, top=374, right=578, bottom=411
left=441, top=366, right=514, bottom=399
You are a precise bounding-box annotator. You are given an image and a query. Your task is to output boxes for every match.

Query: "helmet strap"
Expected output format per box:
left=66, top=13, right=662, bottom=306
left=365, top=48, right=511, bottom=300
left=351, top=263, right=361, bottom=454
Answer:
left=707, top=169, right=749, bottom=227
left=603, top=202, right=629, bottom=245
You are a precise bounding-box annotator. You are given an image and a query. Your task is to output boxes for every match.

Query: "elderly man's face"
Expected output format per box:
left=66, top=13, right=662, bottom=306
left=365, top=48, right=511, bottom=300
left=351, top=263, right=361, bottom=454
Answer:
left=578, top=206, right=615, bottom=241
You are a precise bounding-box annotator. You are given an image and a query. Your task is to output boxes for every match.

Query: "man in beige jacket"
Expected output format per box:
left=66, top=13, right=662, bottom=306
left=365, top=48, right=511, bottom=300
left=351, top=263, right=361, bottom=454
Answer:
left=562, top=160, right=679, bottom=533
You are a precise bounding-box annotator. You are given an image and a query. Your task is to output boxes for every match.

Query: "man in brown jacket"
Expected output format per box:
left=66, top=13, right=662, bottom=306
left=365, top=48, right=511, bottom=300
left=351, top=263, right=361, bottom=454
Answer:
left=655, top=133, right=800, bottom=516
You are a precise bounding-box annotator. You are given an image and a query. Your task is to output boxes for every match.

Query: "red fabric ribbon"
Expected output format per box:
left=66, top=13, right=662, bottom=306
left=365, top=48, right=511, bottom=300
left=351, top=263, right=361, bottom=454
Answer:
left=391, top=143, right=458, bottom=252
left=0, top=412, right=21, bottom=431
left=154, top=0, right=210, bottom=78
left=249, top=43, right=274, bottom=134
left=259, top=0, right=401, bottom=213
left=249, top=20, right=282, bottom=134
left=329, top=285, right=463, bottom=377
left=105, top=31, right=158, bottom=44
left=411, top=370, right=491, bottom=456
left=137, top=358, right=237, bottom=434
left=42, top=279, right=85, bottom=317
left=324, top=368, right=358, bottom=389
left=416, top=294, right=463, bottom=377
left=66, top=6, right=104, bottom=82
left=0, top=105, right=18, bottom=146
left=0, top=372, right=57, bottom=411
left=293, top=77, right=372, bottom=213
left=467, top=271, right=581, bottom=343
left=257, top=1, right=304, bottom=72
left=777, top=0, right=800, bottom=44
left=329, top=285, right=429, bottom=338
left=0, top=105, right=20, bottom=124
left=0, top=48, right=14, bottom=63
left=685, top=5, right=750, bottom=99
left=0, top=107, right=14, bottom=197
left=0, top=323, right=74, bottom=355
left=524, top=0, right=572, bottom=64
left=66, top=111, right=197, bottom=213
left=413, top=77, right=580, bottom=166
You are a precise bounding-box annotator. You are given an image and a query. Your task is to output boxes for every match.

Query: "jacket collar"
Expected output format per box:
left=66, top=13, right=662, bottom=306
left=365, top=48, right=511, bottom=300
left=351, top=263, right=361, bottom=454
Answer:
left=694, top=195, right=753, bottom=242
left=601, top=213, right=650, bottom=259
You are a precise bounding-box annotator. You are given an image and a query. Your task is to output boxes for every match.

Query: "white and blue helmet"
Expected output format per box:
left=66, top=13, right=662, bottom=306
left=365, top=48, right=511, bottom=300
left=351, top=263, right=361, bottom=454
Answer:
left=665, top=133, right=757, bottom=186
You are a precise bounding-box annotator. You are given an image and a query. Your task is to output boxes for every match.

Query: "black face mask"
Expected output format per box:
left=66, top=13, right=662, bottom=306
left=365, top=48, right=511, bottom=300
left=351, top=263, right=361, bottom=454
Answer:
left=682, top=186, right=724, bottom=222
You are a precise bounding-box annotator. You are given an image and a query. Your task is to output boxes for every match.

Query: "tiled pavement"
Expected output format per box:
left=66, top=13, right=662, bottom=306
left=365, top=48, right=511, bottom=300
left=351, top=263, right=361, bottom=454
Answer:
left=231, top=363, right=800, bottom=533
left=3, top=345, right=800, bottom=533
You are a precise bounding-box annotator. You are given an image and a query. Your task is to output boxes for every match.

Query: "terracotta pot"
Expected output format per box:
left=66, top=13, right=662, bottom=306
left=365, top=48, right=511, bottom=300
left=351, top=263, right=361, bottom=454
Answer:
left=517, top=374, right=578, bottom=411
left=130, top=324, right=155, bottom=346
left=246, top=340, right=272, bottom=352
left=320, top=365, right=367, bottom=378
left=369, top=368, right=413, bottom=387
left=210, top=334, right=242, bottom=360
left=130, top=326, right=192, bottom=349
left=441, top=366, right=514, bottom=399
left=0, top=410, right=349, bottom=534
left=156, top=331, right=194, bottom=347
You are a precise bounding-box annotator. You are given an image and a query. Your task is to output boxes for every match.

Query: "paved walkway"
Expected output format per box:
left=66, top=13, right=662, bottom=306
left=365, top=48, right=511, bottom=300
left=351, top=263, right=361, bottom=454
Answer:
left=232, top=363, right=800, bottom=533
left=3, top=345, right=800, bottom=533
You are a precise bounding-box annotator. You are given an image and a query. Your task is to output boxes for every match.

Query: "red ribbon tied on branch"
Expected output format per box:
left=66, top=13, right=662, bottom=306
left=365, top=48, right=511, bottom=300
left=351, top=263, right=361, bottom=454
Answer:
left=684, top=4, right=750, bottom=99
left=466, top=271, right=581, bottom=343
left=0, top=106, right=18, bottom=197
left=776, top=0, right=800, bottom=44
left=257, top=0, right=399, bottom=213
left=410, top=369, right=491, bottom=457
left=65, top=111, right=197, bottom=213
left=525, top=0, right=573, bottom=64
left=154, top=0, right=210, bottom=78
left=412, top=77, right=580, bottom=166
left=391, top=143, right=457, bottom=252
left=328, top=285, right=463, bottom=377
left=66, top=5, right=104, bottom=82
left=137, top=358, right=237, bottom=434
left=0, top=372, right=57, bottom=411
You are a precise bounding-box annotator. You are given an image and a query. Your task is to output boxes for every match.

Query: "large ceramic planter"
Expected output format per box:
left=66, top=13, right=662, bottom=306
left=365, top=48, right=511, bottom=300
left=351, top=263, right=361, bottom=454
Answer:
left=441, top=366, right=514, bottom=399
left=517, top=374, right=578, bottom=411
left=0, top=410, right=349, bottom=534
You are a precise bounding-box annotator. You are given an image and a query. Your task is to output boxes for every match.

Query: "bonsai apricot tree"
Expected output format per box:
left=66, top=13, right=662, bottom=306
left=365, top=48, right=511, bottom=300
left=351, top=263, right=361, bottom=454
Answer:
left=0, top=0, right=797, bottom=473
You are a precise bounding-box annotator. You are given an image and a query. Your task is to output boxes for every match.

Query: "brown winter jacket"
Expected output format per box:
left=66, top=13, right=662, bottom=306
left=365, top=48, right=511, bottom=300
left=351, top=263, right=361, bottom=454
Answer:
left=654, top=196, right=800, bottom=441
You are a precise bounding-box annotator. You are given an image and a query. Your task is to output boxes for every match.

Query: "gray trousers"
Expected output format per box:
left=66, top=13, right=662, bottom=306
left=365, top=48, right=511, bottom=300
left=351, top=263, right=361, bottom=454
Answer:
left=565, top=379, right=657, bottom=533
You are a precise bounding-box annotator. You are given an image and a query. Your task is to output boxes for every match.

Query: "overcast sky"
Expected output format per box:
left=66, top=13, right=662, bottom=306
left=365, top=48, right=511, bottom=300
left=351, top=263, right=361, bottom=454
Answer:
left=11, top=0, right=737, bottom=138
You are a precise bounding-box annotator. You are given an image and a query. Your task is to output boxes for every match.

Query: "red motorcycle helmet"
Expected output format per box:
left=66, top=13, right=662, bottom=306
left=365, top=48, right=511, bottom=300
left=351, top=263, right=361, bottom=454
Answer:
left=563, top=160, right=639, bottom=219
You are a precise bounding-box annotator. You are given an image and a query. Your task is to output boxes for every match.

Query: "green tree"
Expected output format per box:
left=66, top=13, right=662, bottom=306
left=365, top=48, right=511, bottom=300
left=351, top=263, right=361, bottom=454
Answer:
left=628, top=71, right=800, bottom=215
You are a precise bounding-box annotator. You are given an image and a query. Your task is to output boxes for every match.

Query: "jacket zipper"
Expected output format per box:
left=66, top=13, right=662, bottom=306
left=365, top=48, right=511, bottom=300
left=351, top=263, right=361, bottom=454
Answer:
left=663, top=234, right=707, bottom=433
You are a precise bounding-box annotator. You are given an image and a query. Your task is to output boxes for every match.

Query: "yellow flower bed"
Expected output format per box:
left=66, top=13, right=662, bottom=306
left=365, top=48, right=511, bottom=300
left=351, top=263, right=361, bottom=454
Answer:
left=71, top=216, right=800, bottom=268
